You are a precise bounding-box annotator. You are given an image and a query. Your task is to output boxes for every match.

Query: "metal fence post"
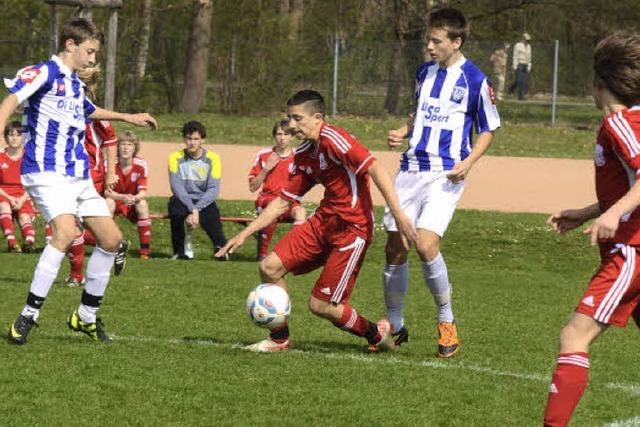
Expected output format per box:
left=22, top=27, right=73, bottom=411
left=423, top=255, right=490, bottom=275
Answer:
left=332, top=34, right=339, bottom=117
left=551, top=40, right=559, bottom=126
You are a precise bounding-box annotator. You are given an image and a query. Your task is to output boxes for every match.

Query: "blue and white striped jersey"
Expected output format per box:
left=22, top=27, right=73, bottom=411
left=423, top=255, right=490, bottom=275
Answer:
left=3, top=55, right=96, bottom=178
left=401, top=56, right=500, bottom=172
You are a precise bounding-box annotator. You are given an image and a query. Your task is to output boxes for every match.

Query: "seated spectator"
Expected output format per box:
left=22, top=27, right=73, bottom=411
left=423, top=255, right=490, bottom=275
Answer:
left=168, top=120, right=227, bottom=260
left=105, top=131, right=152, bottom=259
left=248, top=119, right=306, bottom=260
left=0, top=121, right=36, bottom=253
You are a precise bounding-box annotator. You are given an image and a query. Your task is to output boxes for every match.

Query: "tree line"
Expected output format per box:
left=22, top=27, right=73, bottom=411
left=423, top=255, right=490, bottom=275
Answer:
left=0, top=0, right=638, bottom=115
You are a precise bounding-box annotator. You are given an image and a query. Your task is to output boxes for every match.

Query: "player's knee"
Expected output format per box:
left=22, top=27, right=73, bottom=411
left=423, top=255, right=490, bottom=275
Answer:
left=259, top=256, right=283, bottom=282
left=308, top=297, right=330, bottom=317
left=385, top=239, right=408, bottom=264
left=558, top=322, right=593, bottom=353
left=416, top=240, right=440, bottom=262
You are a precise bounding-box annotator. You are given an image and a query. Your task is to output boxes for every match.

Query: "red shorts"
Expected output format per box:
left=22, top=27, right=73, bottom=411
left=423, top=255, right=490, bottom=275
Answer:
left=114, top=201, right=138, bottom=223
left=0, top=189, right=36, bottom=218
left=256, top=195, right=298, bottom=223
left=273, top=214, right=372, bottom=304
left=576, top=243, right=640, bottom=327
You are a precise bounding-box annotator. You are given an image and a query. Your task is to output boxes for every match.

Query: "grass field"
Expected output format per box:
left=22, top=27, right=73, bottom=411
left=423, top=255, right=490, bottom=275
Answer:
left=114, top=100, right=600, bottom=160
left=1, top=198, right=639, bottom=426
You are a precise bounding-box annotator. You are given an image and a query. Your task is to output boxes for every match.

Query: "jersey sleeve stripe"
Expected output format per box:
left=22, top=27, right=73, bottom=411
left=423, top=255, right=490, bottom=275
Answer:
left=282, top=189, right=302, bottom=201
left=321, top=129, right=350, bottom=153
left=616, top=113, right=640, bottom=155
left=609, top=115, right=640, bottom=157
left=354, top=155, right=375, bottom=175
left=323, top=127, right=352, bottom=151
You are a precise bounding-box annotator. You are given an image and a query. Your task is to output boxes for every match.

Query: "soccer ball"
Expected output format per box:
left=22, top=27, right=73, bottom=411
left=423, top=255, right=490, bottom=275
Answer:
left=246, top=284, right=291, bottom=329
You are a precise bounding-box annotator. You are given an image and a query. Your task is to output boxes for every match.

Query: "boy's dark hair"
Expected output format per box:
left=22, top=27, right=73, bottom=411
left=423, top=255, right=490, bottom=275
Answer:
left=58, top=18, right=104, bottom=51
left=182, top=121, right=206, bottom=138
left=593, top=32, right=640, bottom=107
left=272, top=119, right=293, bottom=137
left=286, top=90, right=325, bottom=117
left=4, top=121, right=22, bottom=139
left=428, top=7, right=469, bottom=46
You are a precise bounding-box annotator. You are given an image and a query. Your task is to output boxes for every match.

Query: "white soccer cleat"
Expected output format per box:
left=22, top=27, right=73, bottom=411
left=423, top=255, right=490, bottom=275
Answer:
left=244, top=338, right=290, bottom=353
left=368, top=319, right=396, bottom=353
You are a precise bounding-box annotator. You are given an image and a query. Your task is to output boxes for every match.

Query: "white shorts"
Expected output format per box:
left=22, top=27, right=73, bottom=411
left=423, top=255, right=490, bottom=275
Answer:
left=383, top=170, right=464, bottom=237
left=21, top=172, right=110, bottom=223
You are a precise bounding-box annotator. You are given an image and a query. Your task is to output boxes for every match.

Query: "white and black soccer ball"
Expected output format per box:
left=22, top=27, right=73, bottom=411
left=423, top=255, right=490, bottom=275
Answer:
left=246, top=284, right=291, bottom=329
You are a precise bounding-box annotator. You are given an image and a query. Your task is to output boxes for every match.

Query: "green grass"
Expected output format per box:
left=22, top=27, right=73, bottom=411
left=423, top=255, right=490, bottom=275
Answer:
left=1, top=198, right=639, bottom=425
left=117, top=100, right=600, bottom=160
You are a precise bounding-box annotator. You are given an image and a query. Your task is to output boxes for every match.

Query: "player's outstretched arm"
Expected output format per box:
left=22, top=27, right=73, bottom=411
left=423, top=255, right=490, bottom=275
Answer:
left=215, top=197, right=291, bottom=257
left=447, top=131, right=494, bottom=183
left=368, top=160, right=417, bottom=248
left=90, top=107, right=158, bottom=129
left=547, top=203, right=599, bottom=235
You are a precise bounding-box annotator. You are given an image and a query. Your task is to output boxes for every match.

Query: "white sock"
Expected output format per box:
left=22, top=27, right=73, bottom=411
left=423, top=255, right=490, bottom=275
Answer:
left=78, top=246, right=116, bottom=323
left=383, top=263, right=409, bottom=332
left=21, top=245, right=66, bottom=321
left=422, top=253, right=454, bottom=323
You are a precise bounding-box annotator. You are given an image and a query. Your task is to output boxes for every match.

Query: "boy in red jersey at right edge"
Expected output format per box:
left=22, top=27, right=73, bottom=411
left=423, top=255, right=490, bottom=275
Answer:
left=104, top=131, right=152, bottom=259
left=248, top=119, right=306, bottom=261
left=217, top=90, right=417, bottom=353
left=544, top=32, right=640, bottom=426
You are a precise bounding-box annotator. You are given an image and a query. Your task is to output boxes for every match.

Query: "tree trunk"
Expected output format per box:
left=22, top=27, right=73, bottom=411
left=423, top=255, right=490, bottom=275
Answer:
left=288, top=0, right=303, bottom=42
left=135, top=0, right=153, bottom=83
left=383, top=0, right=408, bottom=114
left=179, top=0, right=213, bottom=114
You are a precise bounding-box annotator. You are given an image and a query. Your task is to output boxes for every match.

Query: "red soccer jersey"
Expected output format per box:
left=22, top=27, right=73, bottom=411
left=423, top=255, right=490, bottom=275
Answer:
left=248, top=147, right=295, bottom=199
left=85, top=120, right=117, bottom=175
left=595, top=108, right=640, bottom=245
left=114, top=157, right=148, bottom=195
left=0, top=150, right=24, bottom=194
left=281, top=123, right=376, bottom=229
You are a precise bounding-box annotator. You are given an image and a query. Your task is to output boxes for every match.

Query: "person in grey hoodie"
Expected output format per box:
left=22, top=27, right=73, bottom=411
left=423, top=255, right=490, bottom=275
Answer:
left=168, top=120, right=227, bottom=260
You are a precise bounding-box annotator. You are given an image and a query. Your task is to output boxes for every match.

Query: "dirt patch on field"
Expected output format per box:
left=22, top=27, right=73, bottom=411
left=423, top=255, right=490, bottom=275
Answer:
left=140, top=141, right=595, bottom=215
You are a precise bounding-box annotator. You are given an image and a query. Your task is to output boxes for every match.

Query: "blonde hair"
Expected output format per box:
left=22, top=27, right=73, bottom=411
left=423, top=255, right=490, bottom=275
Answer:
left=117, top=131, right=140, bottom=157
left=77, top=63, right=102, bottom=101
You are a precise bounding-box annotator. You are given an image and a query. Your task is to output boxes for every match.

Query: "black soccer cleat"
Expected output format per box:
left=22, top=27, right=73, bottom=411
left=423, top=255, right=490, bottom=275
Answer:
left=392, top=326, right=409, bottom=347
left=113, top=240, right=130, bottom=276
left=67, top=311, right=112, bottom=344
left=8, top=314, right=38, bottom=345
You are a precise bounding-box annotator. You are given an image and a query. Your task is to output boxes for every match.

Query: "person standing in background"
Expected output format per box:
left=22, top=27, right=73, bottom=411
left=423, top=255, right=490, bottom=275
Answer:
left=509, top=33, right=532, bottom=100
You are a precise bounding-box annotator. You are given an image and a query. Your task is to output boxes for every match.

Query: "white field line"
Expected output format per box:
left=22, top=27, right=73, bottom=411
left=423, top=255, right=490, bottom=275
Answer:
left=48, top=331, right=640, bottom=401
left=604, top=416, right=640, bottom=427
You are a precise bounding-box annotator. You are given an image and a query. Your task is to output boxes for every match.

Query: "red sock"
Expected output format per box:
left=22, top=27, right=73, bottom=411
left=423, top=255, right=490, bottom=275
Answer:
left=83, top=228, right=96, bottom=247
left=333, top=305, right=380, bottom=344
left=67, top=235, right=85, bottom=280
left=20, top=221, right=35, bottom=243
left=543, top=352, right=590, bottom=427
left=137, top=218, right=152, bottom=253
left=258, top=222, right=277, bottom=259
left=1, top=213, right=15, bottom=244
left=44, top=222, right=52, bottom=243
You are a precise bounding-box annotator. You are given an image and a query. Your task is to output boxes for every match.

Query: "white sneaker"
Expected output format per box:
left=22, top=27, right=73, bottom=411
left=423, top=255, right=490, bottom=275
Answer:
left=245, top=338, right=290, bottom=353
left=368, top=319, right=396, bottom=353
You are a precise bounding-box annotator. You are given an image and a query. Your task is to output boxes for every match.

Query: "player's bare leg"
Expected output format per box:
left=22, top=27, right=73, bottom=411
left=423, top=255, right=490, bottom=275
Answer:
left=544, top=313, right=607, bottom=425
left=8, top=214, right=79, bottom=344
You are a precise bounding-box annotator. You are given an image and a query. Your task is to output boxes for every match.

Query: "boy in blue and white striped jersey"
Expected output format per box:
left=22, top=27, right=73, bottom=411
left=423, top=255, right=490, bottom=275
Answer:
left=0, top=18, right=157, bottom=345
left=382, top=7, right=500, bottom=358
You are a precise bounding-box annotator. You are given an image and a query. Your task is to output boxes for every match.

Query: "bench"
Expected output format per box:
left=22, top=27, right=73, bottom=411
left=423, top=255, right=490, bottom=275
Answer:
left=148, top=213, right=254, bottom=227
